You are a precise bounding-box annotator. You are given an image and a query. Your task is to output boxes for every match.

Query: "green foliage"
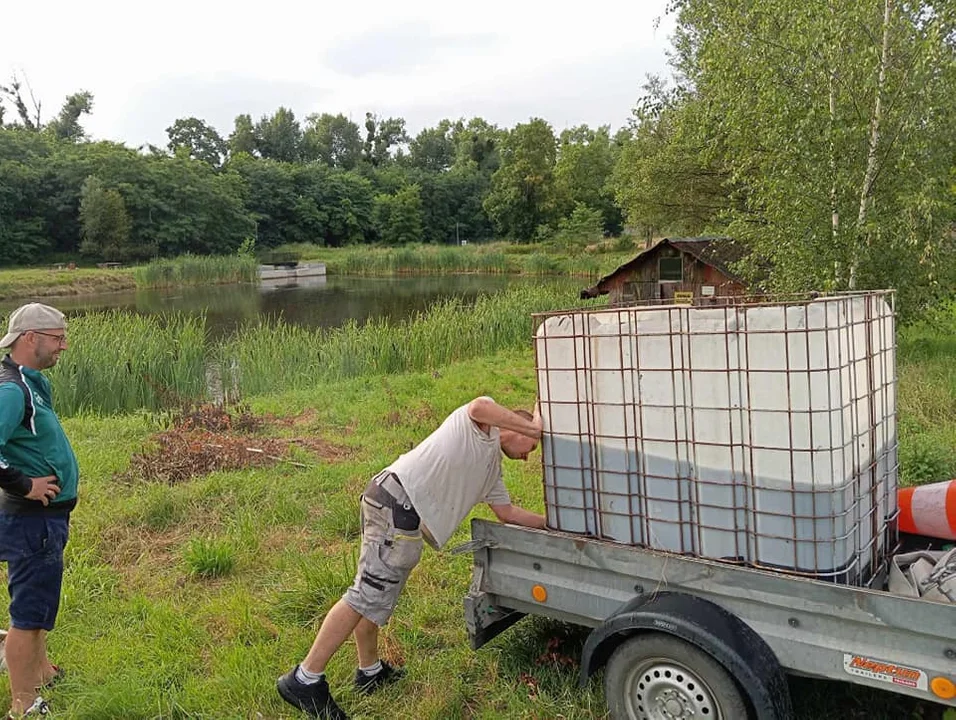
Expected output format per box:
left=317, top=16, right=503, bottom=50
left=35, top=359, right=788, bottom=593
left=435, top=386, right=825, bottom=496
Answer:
left=48, top=311, right=209, bottom=415
left=554, top=125, right=623, bottom=234
left=899, top=434, right=954, bottom=486
left=255, top=106, right=302, bottom=162
left=183, top=537, right=238, bottom=578
left=166, top=117, right=227, bottom=166
left=46, top=91, right=94, bottom=142
left=407, top=119, right=457, bottom=172
left=78, top=175, right=132, bottom=260
left=611, top=80, right=730, bottom=237
left=302, top=113, right=363, bottom=169
left=613, top=234, right=636, bottom=252
left=484, top=118, right=558, bottom=242
left=363, top=112, right=409, bottom=167
left=666, top=0, right=956, bottom=313
left=373, top=184, right=424, bottom=245
left=218, top=283, right=579, bottom=397
left=555, top=203, right=605, bottom=254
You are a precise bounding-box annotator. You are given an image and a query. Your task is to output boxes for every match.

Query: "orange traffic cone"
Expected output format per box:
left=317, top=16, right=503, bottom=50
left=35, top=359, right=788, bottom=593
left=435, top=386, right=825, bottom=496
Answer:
left=899, top=479, right=956, bottom=540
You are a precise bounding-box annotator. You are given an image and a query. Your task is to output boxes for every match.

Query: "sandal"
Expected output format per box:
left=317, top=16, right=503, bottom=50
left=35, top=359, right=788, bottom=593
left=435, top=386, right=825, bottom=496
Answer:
left=37, top=665, right=65, bottom=690
left=5, top=697, right=50, bottom=718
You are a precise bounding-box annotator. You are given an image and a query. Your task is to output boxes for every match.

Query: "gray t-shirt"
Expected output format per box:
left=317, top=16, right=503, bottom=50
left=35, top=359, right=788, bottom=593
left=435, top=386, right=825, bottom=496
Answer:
left=387, top=399, right=511, bottom=548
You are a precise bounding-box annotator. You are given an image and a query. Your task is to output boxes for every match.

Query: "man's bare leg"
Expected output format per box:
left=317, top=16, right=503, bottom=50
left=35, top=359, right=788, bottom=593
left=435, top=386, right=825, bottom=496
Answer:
left=5, top=628, right=41, bottom=713
left=301, top=600, right=364, bottom=673
left=353, top=617, right=380, bottom=669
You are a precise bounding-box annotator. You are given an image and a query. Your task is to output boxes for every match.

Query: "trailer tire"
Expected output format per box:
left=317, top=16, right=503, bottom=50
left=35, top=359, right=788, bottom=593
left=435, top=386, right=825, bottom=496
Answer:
left=605, top=632, right=750, bottom=720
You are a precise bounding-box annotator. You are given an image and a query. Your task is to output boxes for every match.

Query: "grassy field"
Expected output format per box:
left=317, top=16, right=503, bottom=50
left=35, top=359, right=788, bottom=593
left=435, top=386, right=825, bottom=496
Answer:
left=0, top=335, right=949, bottom=719
left=0, top=289, right=954, bottom=718
left=0, top=267, right=136, bottom=300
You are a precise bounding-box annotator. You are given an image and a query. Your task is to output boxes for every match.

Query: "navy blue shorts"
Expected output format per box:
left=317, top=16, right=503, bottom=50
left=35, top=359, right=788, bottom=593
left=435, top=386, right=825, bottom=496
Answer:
left=0, top=512, right=70, bottom=631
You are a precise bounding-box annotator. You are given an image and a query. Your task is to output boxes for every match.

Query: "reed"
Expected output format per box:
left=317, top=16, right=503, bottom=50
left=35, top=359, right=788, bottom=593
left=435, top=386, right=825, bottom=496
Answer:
left=134, top=254, right=258, bottom=288
left=217, top=283, right=578, bottom=397
left=49, top=311, right=209, bottom=415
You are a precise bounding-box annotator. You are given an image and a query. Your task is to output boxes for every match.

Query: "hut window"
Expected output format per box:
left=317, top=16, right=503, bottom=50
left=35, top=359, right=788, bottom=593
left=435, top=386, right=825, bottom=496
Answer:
left=659, top=256, right=683, bottom=282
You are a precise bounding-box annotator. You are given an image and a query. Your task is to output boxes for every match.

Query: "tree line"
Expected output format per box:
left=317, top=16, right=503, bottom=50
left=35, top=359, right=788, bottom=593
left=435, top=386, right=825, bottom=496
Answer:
left=0, top=83, right=626, bottom=265
left=1, top=0, right=954, bottom=311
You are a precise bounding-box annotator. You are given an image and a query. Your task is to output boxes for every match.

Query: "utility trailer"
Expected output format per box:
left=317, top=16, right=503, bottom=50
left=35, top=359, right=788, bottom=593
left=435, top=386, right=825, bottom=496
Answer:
left=462, top=519, right=956, bottom=719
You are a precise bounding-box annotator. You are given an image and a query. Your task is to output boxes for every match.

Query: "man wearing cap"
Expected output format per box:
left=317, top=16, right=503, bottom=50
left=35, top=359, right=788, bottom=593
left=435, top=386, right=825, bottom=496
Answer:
left=0, top=303, right=78, bottom=718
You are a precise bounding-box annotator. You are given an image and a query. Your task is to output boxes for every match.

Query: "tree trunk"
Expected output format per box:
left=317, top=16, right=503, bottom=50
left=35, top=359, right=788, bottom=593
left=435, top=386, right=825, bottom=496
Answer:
left=850, top=0, right=894, bottom=290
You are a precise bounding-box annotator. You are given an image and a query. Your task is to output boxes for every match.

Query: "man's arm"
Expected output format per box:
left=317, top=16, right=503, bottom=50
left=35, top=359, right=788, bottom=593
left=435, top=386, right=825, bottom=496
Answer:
left=489, top=503, right=546, bottom=529
left=467, top=397, right=542, bottom=439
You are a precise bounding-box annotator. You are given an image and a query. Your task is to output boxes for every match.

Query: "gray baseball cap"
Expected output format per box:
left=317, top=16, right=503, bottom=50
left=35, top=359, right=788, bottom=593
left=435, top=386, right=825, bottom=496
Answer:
left=0, top=303, right=67, bottom=349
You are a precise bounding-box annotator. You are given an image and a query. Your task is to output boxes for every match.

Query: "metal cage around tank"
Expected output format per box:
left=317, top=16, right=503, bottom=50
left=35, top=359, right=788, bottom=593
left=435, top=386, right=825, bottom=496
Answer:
left=532, top=290, right=899, bottom=587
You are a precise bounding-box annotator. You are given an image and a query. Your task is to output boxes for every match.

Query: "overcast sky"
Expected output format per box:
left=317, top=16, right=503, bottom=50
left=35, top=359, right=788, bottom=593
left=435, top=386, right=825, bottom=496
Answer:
left=2, top=0, right=676, bottom=148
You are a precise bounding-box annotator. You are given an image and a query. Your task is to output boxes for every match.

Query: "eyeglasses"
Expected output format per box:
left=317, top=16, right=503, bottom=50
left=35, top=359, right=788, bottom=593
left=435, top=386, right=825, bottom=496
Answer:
left=31, top=331, right=68, bottom=344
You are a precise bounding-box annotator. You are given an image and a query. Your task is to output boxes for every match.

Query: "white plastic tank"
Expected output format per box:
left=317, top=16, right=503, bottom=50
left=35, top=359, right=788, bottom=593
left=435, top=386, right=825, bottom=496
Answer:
left=534, top=292, right=897, bottom=586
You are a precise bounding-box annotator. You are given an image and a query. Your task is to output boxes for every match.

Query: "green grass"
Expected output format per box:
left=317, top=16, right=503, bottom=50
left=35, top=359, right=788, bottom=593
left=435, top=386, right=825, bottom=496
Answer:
left=183, top=537, right=238, bottom=578
left=0, top=344, right=949, bottom=717
left=897, top=302, right=956, bottom=486
left=294, top=241, right=634, bottom=279
left=1, top=286, right=954, bottom=717
left=133, top=254, right=259, bottom=288
left=0, top=266, right=136, bottom=300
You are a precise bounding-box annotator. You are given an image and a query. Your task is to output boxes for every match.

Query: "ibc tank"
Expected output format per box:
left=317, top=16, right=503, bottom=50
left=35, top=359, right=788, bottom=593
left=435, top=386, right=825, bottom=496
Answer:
left=534, top=292, right=897, bottom=587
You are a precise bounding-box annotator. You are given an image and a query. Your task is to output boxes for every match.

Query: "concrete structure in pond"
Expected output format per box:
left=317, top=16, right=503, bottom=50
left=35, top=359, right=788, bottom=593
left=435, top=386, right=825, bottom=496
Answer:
left=257, top=262, right=327, bottom=281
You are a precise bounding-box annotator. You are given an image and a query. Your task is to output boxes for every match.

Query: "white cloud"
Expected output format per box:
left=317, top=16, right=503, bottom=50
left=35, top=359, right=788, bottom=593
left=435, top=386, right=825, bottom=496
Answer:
left=1, top=0, right=676, bottom=147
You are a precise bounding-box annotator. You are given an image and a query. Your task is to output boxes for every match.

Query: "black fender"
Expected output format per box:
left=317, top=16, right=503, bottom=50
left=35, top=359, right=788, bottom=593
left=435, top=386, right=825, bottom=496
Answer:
left=581, top=591, right=793, bottom=720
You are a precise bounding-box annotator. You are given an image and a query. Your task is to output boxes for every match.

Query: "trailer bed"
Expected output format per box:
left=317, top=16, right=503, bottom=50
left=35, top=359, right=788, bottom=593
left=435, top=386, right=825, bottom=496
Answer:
left=463, top=519, right=956, bottom=707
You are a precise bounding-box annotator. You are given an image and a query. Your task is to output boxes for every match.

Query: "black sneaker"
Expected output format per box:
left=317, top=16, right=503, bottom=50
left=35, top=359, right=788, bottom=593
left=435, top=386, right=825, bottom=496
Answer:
left=277, top=667, right=348, bottom=719
left=353, top=661, right=406, bottom=695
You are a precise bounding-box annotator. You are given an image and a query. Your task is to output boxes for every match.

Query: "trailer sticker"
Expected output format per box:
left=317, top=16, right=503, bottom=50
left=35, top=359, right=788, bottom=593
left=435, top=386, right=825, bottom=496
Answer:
left=843, top=654, right=928, bottom=691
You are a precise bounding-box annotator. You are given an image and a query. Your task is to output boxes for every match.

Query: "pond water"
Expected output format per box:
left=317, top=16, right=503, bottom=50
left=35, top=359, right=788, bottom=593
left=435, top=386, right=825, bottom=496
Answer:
left=1, top=274, right=582, bottom=337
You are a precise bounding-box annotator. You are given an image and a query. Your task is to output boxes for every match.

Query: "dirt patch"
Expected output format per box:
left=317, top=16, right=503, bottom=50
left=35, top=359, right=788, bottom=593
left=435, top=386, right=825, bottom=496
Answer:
left=121, top=403, right=352, bottom=484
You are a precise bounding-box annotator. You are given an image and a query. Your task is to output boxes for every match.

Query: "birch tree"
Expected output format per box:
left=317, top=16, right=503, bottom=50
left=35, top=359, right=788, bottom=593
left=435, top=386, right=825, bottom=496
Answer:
left=668, top=0, right=956, bottom=310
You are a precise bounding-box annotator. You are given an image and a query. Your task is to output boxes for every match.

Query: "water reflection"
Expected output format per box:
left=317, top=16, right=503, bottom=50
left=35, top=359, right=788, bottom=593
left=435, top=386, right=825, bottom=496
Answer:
left=2, top=275, right=577, bottom=339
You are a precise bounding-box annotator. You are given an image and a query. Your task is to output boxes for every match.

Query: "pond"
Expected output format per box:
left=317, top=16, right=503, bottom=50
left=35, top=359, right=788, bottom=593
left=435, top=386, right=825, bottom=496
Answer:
left=1, top=274, right=583, bottom=337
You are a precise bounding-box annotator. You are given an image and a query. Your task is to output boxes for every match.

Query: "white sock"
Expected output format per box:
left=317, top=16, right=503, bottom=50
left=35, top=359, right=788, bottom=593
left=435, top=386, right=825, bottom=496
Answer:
left=359, top=660, right=383, bottom=676
left=295, top=664, right=324, bottom=685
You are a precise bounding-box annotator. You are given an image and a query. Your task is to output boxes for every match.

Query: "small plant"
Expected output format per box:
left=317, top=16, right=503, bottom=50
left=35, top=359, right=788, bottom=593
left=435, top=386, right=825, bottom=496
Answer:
left=899, top=433, right=955, bottom=487
left=182, top=537, right=237, bottom=578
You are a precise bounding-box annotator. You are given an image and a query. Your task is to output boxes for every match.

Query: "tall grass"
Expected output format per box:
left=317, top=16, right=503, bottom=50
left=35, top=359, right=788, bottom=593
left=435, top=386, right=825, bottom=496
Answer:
left=134, top=254, right=258, bottom=288
left=219, top=283, right=578, bottom=396
left=320, top=244, right=572, bottom=276
left=44, top=284, right=583, bottom=415
left=49, top=311, right=209, bottom=415
left=287, top=241, right=630, bottom=278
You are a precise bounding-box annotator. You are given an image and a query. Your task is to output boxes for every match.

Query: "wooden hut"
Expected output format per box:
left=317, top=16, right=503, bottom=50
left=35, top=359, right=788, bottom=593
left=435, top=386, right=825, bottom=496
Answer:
left=580, top=237, right=749, bottom=305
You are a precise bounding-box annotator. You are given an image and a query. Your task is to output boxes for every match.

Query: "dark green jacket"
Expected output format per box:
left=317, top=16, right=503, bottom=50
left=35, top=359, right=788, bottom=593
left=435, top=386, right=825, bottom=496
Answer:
left=0, top=355, right=78, bottom=514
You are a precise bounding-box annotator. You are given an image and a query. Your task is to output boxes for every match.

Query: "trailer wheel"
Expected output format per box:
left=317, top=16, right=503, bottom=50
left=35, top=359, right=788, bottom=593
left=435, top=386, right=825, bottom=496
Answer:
left=605, top=633, right=750, bottom=720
